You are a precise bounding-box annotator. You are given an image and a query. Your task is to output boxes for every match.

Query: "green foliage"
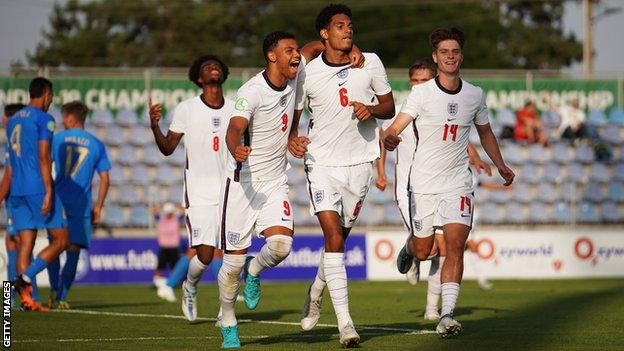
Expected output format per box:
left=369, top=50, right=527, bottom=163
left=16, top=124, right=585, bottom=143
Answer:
left=27, top=0, right=581, bottom=69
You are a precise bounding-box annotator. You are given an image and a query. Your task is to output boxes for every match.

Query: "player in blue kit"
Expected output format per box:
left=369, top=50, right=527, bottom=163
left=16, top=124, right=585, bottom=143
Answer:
left=47, top=101, right=111, bottom=309
left=7, top=77, right=69, bottom=311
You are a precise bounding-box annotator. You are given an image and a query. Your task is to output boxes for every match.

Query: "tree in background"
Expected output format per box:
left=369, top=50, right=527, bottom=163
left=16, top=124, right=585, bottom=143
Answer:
left=26, top=0, right=581, bottom=69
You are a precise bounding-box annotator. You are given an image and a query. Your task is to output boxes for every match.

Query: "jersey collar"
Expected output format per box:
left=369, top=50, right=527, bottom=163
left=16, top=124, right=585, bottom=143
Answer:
left=199, top=94, right=225, bottom=109
left=321, top=52, right=351, bottom=68
left=435, top=76, right=462, bottom=95
left=262, top=71, right=287, bottom=92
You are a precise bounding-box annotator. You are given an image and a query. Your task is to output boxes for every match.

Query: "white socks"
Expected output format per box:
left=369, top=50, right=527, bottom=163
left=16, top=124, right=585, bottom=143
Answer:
left=440, top=282, right=460, bottom=317
left=324, top=252, right=352, bottom=330
left=186, top=255, right=207, bottom=287
left=218, top=254, right=246, bottom=327
left=310, top=250, right=326, bottom=300
left=248, top=235, right=293, bottom=277
left=426, top=256, right=444, bottom=312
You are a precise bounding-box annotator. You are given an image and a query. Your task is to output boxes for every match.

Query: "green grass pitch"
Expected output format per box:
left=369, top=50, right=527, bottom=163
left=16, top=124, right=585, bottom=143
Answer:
left=9, top=279, right=624, bottom=350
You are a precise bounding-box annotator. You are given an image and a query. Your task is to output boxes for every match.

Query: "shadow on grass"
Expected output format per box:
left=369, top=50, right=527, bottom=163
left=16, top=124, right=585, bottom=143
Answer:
left=407, top=306, right=511, bottom=317
left=238, top=309, right=299, bottom=322
left=74, top=301, right=163, bottom=309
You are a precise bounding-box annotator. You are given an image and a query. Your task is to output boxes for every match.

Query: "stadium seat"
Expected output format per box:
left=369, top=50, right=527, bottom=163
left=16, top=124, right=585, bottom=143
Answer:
left=117, top=184, right=139, bottom=205
left=383, top=204, right=405, bottom=226
left=582, top=182, right=603, bottom=202
left=512, top=182, right=533, bottom=203
left=526, top=144, right=549, bottom=164
left=167, top=185, right=183, bottom=204
left=130, top=165, right=151, bottom=185
left=369, top=188, right=392, bottom=205
left=108, top=165, right=126, bottom=186
left=565, top=163, right=585, bottom=183
left=504, top=202, right=527, bottom=224
left=600, top=202, right=622, bottom=222
left=143, top=147, right=165, bottom=166
left=528, top=202, right=550, bottom=223
left=129, top=206, right=150, bottom=227
left=117, top=108, right=139, bottom=127
left=502, top=143, right=524, bottom=165
left=608, top=108, right=624, bottom=126
left=560, top=181, right=582, bottom=202
left=518, top=163, right=541, bottom=184
left=496, top=108, right=516, bottom=127
left=489, top=188, right=512, bottom=203
left=169, top=149, right=185, bottom=167
left=103, top=205, right=127, bottom=227
left=615, top=163, right=624, bottom=181
left=156, top=164, right=181, bottom=185
left=574, top=144, right=594, bottom=164
left=606, top=182, right=624, bottom=202
left=479, top=202, right=504, bottom=224
left=601, top=127, right=623, bottom=146
left=294, top=204, right=314, bottom=226
left=127, top=125, right=152, bottom=146
left=552, top=201, right=572, bottom=223
left=536, top=182, right=559, bottom=203
left=357, top=204, right=379, bottom=226
left=48, top=104, right=62, bottom=122
left=588, top=163, right=611, bottom=182
left=551, top=142, right=571, bottom=164
left=543, top=162, right=563, bottom=183
left=85, top=124, right=99, bottom=137
left=294, top=183, right=310, bottom=205
left=474, top=186, right=490, bottom=202
left=588, top=109, right=608, bottom=127
left=104, top=125, right=125, bottom=147
left=91, top=108, right=115, bottom=127
left=117, top=145, right=138, bottom=165
left=577, top=201, right=599, bottom=223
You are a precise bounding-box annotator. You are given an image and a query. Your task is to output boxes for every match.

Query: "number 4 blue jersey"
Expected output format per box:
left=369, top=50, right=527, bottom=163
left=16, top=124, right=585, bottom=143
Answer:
left=52, top=128, right=111, bottom=216
left=6, top=106, right=55, bottom=196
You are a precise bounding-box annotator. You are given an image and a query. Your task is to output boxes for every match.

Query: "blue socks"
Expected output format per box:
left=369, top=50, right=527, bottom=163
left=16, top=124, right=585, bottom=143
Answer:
left=24, top=257, right=48, bottom=282
left=166, top=255, right=190, bottom=288
left=58, top=251, right=80, bottom=301
left=47, top=257, right=61, bottom=294
left=7, top=249, right=17, bottom=281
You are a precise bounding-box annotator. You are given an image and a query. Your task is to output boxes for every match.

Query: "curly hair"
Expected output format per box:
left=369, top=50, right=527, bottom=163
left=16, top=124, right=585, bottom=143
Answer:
left=188, top=55, right=229, bottom=87
left=315, top=4, right=352, bottom=36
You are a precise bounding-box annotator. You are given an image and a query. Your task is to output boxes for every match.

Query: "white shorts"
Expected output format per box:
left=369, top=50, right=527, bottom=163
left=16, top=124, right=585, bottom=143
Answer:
left=305, top=162, right=373, bottom=228
left=220, top=175, right=293, bottom=251
left=410, top=188, right=474, bottom=238
left=185, top=205, right=220, bottom=248
left=394, top=161, right=411, bottom=230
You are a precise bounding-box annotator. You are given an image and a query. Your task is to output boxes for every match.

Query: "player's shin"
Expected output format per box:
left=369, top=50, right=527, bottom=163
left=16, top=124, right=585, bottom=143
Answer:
left=58, top=251, right=80, bottom=301
left=324, top=252, right=353, bottom=330
left=166, top=255, right=190, bottom=288
left=46, top=257, right=61, bottom=294
left=186, top=255, right=207, bottom=287
left=218, top=254, right=246, bottom=327
left=310, top=249, right=326, bottom=300
left=426, top=256, right=444, bottom=318
left=247, top=235, right=292, bottom=276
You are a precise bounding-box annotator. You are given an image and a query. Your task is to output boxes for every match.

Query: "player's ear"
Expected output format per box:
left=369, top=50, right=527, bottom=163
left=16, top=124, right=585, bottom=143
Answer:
left=267, top=50, right=277, bottom=63
left=320, top=29, right=329, bottom=41
left=431, top=51, right=438, bottom=64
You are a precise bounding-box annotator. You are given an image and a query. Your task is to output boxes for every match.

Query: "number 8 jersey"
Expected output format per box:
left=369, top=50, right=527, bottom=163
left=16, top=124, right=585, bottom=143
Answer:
left=400, top=77, right=489, bottom=194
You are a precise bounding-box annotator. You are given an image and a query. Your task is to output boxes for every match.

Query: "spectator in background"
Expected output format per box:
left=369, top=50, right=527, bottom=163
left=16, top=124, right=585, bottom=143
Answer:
left=557, top=99, right=588, bottom=142
left=152, top=202, right=184, bottom=288
left=514, top=100, right=548, bottom=146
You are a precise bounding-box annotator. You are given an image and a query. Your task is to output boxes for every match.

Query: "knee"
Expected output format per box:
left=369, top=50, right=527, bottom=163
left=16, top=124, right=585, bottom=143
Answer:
left=267, top=235, right=293, bottom=261
left=196, top=249, right=213, bottom=266
left=324, top=233, right=344, bottom=252
left=415, top=247, right=430, bottom=261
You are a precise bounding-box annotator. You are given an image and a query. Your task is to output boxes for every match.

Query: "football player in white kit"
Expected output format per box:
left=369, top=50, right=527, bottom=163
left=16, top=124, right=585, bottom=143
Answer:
left=290, top=4, right=395, bottom=348
left=149, top=54, right=233, bottom=322
left=384, top=28, right=514, bottom=338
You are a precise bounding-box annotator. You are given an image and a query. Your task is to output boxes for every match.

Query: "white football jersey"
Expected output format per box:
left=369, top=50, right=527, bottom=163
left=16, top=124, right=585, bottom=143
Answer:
left=169, top=95, right=235, bottom=206
left=401, top=77, right=489, bottom=194
left=228, top=70, right=298, bottom=182
left=296, top=52, right=392, bottom=167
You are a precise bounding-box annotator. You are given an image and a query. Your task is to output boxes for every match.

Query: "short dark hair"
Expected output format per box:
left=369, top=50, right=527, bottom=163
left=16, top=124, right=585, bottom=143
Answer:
left=430, top=27, right=465, bottom=50
left=61, top=101, right=89, bottom=123
left=408, top=58, right=437, bottom=77
left=3, top=103, right=25, bottom=118
left=315, top=4, right=352, bottom=35
left=29, top=77, right=53, bottom=99
left=262, top=31, right=296, bottom=62
left=188, top=54, right=229, bottom=88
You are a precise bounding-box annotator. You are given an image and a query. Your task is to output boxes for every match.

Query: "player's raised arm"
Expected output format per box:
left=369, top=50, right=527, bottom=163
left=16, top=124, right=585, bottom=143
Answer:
left=383, top=112, right=413, bottom=151
left=226, top=117, right=252, bottom=163
left=149, top=98, right=183, bottom=156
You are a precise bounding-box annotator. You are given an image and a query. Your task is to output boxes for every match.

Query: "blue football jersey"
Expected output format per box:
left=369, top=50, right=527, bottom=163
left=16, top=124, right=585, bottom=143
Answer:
left=52, top=128, right=111, bottom=216
left=6, top=106, right=55, bottom=196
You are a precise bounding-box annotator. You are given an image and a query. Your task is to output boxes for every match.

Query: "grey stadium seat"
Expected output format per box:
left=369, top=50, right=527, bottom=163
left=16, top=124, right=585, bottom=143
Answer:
left=91, top=108, right=115, bottom=127
left=588, top=163, right=611, bottom=182
left=117, top=108, right=138, bottom=127
left=577, top=201, right=599, bottom=223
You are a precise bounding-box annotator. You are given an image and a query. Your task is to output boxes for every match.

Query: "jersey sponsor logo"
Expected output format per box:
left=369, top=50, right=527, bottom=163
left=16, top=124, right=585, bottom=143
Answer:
left=212, top=117, right=221, bottom=129
left=235, top=98, right=248, bottom=111
left=447, top=102, right=458, bottom=116
left=279, top=95, right=288, bottom=107
left=227, top=231, right=241, bottom=245
left=47, top=120, right=55, bottom=132
left=314, top=190, right=324, bottom=204
left=337, top=68, right=349, bottom=79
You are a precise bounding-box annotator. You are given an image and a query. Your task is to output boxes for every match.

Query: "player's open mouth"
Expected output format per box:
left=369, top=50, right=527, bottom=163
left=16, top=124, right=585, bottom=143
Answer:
left=289, top=60, right=300, bottom=69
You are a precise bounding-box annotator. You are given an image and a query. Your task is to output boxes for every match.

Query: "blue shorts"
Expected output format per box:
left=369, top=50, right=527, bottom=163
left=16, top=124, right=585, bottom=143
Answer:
left=8, top=194, right=67, bottom=231
left=67, top=215, right=92, bottom=248
left=5, top=206, right=18, bottom=237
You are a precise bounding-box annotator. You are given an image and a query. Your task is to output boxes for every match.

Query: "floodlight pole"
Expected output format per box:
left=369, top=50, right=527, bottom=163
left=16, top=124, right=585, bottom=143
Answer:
left=583, top=0, right=594, bottom=78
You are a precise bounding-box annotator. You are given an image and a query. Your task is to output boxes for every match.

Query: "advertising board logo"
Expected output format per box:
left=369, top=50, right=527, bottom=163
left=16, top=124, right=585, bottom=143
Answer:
left=475, top=238, right=496, bottom=260
left=574, top=237, right=594, bottom=260
left=374, top=239, right=395, bottom=261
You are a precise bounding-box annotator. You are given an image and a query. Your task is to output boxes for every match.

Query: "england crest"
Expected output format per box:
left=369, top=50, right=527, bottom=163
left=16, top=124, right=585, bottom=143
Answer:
left=337, top=68, right=349, bottom=79
left=414, top=219, right=423, bottom=232
left=447, top=102, right=458, bottom=116
left=212, top=117, right=221, bottom=129
left=314, top=190, right=324, bottom=204
left=227, top=231, right=241, bottom=245
left=280, top=95, right=288, bottom=107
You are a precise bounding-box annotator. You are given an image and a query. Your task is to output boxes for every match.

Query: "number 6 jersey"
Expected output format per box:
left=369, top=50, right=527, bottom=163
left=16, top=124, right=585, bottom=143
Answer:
left=295, top=53, right=392, bottom=167
left=400, top=77, right=489, bottom=194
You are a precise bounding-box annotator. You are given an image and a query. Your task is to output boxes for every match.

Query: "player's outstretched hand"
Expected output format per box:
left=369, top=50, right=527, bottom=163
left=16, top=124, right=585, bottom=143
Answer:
left=234, top=146, right=252, bottom=163
left=498, top=164, right=515, bottom=186
left=92, top=205, right=103, bottom=225
left=472, top=158, right=493, bottom=176
left=148, top=98, right=162, bottom=128
left=375, top=173, right=387, bottom=191
left=40, top=192, right=52, bottom=215
left=349, top=101, right=372, bottom=121
left=349, top=45, right=365, bottom=68
left=383, top=133, right=402, bottom=151
left=288, top=136, right=310, bottom=159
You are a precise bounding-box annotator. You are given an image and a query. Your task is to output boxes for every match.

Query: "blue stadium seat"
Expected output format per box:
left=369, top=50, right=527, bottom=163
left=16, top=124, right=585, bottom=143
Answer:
left=117, top=108, right=138, bottom=127
left=541, top=110, right=561, bottom=130
left=294, top=183, right=310, bottom=205
left=526, top=144, right=549, bottom=164
left=536, top=182, right=559, bottom=203
left=156, top=164, right=179, bottom=185
left=574, top=144, right=594, bottom=164
left=565, top=163, right=585, bottom=182
left=552, top=143, right=571, bottom=164
left=601, top=127, right=623, bottom=146
left=600, top=202, right=621, bottom=222
left=357, top=204, right=380, bottom=226
left=496, top=108, right=516, bottom=127
left=85, top=124, right=99, bottom=137
left=129, top=206, right=150, bottom=227
left=91, top=108, right=115, bottom=127
left=169, top=149, right=186, bottom=167
left=606, top=182, right=624, bottom=202
left=553, top=201, right=572, bottom=223
left=108, top=165, right=126, bottom=186
left=383, top=204, right=405, bottom=226
left=529, top=202, right=550, bottom=223
left=577, top=201, right=599, bottom=223
left=294, top=204, right=314, bottom=226
left=588, top=109, right=608, bottom=127
left=504, top=202, right=527, bottom=224
left=474, top=186, right=490, bottom=202
left=615, top=163, right=624, bottom=181
left=479, top=202, right=505, bottom=224
left=503, top=143, right=524, bottom=165
left=560, top=182, right=582, bottom=201
left=117, top=185, right=139, bottom=205
left=518, top=163, right=541, bottom=184
left=127, top=125, right=152, bottom=146
left=588, top=163, right=611, bottom=182
left=543, top=162, right=563, bottom=183
left=608, top=108, right=624, bottom=126
left=130, top=165, right=150, bottom=185
left=512, top=182, right=533, bottom=203
left=582, top=182, right=603, bottom=202
left=167, top=185, right=183, bottom=204
left=103, top=205, right=127, bottom=227
left=489, top=188, right=512, bottom=203
left=369, top=188, right=392, bottom=205
left=117, top=145, right=138, bottom=165
left=143, top=147, right=165, bottom=166
left=103, top=125, right=125, bottom=147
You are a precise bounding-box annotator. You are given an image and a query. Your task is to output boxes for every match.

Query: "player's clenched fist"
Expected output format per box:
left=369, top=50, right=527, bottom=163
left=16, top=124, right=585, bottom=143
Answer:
left=288, top=136, right=310, bottom=158
left=498, top=165, right=515, bottom=186
left=383, top=133, right=402, bottom=151
left=148, top=98, right=162, bottom=128
left=349, top=101, right=372, bottom=121
left=233, top=146, right=252, bottom=163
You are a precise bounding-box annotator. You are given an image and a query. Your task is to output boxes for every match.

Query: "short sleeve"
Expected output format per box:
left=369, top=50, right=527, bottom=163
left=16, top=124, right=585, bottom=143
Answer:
left=38, top=114, right=54, bottom=142
left=399, top=86, right=422, bottom=120
left=168, top=103, right=187, bottom=134
left=295, top=56, right=307, bottom=111
left=474, top=89, right=490, bottom=125
left=233, top=84, right=261, bottom=121
left=366, top=53, right=392, bottom=96
left=96, top=141, right=112, bottom=173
